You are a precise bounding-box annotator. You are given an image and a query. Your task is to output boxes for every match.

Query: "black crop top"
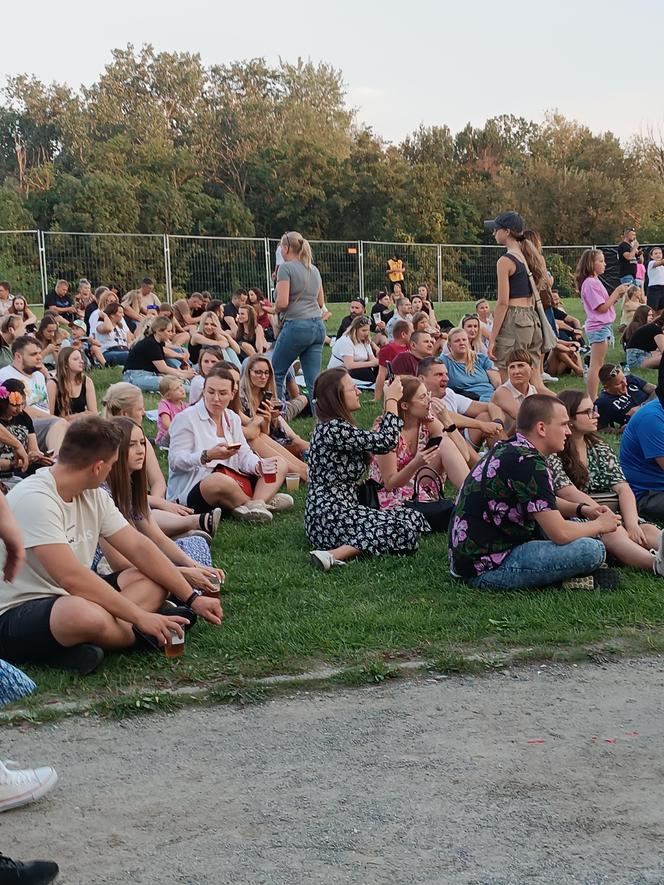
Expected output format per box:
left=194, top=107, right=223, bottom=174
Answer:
left=505, top=253, right=532, bottom=298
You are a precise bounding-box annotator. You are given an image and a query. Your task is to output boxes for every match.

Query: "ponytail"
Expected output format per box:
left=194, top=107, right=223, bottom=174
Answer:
left=513, top=232, right=548, bottom=291
left=281, top=231, right=313, bottom=271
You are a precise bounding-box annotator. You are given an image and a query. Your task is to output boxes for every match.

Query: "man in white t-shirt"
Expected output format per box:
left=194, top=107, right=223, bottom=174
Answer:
left=417, top=357, right=506, bottom=448
left=0, top=416, right=222, bottom=675
left=0, top=336, right=68, bottom=454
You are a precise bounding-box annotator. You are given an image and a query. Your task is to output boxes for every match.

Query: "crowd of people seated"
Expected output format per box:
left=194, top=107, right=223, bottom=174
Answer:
left=2, top=221, right=664, bottom=696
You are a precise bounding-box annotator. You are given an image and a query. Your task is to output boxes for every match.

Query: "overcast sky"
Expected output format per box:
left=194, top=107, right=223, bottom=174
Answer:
left=3, top=0, right=661, bottom=144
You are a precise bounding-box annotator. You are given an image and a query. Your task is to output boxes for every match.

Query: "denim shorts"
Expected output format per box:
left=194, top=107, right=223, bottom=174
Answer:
left=626, top=348, right=651, bottom=370
left=586, top=324, right=614, bottom=345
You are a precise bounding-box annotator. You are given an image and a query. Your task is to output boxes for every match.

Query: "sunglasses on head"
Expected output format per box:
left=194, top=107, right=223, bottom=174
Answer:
left=461, top=313, right=479, bottom=323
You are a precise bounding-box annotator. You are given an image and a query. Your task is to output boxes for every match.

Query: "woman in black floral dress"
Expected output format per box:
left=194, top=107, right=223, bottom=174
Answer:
left=305, top=368, right=429, bottom=570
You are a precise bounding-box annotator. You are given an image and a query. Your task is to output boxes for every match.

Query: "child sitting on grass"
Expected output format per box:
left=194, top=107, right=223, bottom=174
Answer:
left=156, top=376, right=187, bottom=447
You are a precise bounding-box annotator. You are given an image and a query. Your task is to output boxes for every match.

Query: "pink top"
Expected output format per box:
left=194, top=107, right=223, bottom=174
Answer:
left=156, top=398, right=185, bottom=445
left=636, top=263, right=646, bottom=281
left=580, top=276, right=615, bottom=331
left=369, top=419, right=442, bottom=509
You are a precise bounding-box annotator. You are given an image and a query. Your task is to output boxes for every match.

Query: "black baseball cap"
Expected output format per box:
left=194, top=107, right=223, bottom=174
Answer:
left=484, top=211, right=525, bottom=233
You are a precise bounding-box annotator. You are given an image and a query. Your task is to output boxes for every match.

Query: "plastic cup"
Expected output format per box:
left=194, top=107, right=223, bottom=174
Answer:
left=285, top=473, right=300, bottom=493
left=261, top=458, right=277, bottom=484
left=164, top=629, right=185, bottom=658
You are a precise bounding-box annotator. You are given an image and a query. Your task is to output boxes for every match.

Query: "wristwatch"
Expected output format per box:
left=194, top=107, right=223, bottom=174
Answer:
left=184, top=589, right=203, bottom=608
left=200, top=449, right=209, bottom=465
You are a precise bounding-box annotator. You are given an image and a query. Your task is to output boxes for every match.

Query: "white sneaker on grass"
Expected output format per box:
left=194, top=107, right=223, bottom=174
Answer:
left=310, top=550, right=347, bottom=571
left=232, top=503, right=273, bottom=524
left=541, top=371, right=559, bottom=383
left=266, top=493, right=295, bottom=513
left=0, top=761, right=58, bottom=812
left=653, top=533, right=664, bottom=576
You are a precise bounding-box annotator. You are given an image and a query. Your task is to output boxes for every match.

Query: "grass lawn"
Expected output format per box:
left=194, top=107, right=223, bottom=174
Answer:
left=13, top=299, right=664, bottom=713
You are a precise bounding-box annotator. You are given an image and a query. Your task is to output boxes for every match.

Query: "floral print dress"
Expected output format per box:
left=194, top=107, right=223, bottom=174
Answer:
left=304, top=412, right=429, bottom=555
left=368, top=420, right=441, bottom=509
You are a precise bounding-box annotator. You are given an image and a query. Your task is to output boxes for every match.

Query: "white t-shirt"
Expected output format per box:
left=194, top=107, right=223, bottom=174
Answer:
left=327, top=335, right=374, bottom=369
left=0, top=468, right=128, bottom=616
left=500, top=379, right=537, bottom=405
left=441, top=389, right=473, bottom=416
left=648, top=260, right=664, bottom=287
left=0, top=365, right=49, bottom=413
left=96, top=319, right=131, bottom=352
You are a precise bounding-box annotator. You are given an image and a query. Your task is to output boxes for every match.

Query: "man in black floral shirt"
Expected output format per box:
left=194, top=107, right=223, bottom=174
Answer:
left=449, top=395, right=620, bottom=590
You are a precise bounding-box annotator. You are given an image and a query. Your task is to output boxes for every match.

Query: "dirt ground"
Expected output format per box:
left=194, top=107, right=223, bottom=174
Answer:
left=3, top=658, right=664, bottom=885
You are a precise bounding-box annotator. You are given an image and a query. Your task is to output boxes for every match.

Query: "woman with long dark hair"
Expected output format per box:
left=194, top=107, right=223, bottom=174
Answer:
left=623, top=305, right=664, bottom=370
left=305, top=368, right=429, bottom=570
left=484, top=212, right=546, bottom=383
left=46, top=346, right=97, bottom=420
left=34, top=314, right=61, bottom=370
left=548, top=389, right=661, bottom=572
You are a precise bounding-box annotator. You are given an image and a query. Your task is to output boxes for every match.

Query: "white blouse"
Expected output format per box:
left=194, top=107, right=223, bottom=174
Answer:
left=167, top=399, right=260, bottom=503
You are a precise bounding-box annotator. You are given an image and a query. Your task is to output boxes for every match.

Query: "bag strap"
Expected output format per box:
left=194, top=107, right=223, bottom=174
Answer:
left=411, top=466, right=444, bottom=501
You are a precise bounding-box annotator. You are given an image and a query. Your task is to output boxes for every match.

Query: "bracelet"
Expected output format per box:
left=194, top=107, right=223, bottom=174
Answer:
left=444, top=424, right=457, bottom=434
left=576, top=503, right=586, bottom=518
left=385, top=398, right=399, bottom=405
left=200, top=449, right=209, bottom=465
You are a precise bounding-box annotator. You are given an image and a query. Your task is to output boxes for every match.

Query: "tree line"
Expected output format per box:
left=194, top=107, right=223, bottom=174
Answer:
left=0, top=43, right=662, bottom=248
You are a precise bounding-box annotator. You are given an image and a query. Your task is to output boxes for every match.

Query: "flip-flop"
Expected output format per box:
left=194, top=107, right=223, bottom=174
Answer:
left=198, top=508, right=222, bottom=536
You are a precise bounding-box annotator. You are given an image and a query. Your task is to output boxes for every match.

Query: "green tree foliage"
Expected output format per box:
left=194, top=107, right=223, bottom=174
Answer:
left=0, top=45, right=661, bottom=248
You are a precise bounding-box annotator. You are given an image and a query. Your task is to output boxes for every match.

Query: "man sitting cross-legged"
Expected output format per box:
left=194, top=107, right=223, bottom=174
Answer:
left=0, top=416, right=222, bottom=676
left=449, top=394, right=621, bottom=591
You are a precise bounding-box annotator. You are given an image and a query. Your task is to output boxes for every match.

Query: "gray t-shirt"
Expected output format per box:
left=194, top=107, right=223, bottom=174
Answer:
left=276, top=260, right=322, bottom=321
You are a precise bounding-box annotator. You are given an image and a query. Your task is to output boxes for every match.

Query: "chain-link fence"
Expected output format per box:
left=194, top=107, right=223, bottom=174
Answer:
left=42, top=232, right=167, bottom=300
left=0, top=231, right=636, bottom=306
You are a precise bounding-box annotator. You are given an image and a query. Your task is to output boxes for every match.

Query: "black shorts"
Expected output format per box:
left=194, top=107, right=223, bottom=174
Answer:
left=186, top=481, right=214, bottom=514
left=0, top=573, right=125, bottom=664
left=647, top=285, right=664, bottom=311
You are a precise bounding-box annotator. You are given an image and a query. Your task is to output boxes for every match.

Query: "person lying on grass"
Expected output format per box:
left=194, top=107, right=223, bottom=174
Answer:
left=0, top=416, right=222, bottom=677
left=99, top=416, right=225, bottom=590
left=546, top=389, right=664, bottom=575
left=369, top=374, right=469, bottom=509
left=306, top=369, right=429, bottom=571
left=449, top=394, right=622, bottom=591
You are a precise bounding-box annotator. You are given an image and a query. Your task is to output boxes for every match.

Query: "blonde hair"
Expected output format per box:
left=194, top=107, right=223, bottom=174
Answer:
left=281, top=230, right=313, bottom=270
left=448, top=326, right=477, bottom=373
left=239, top=354, right=276, bottom=416
left=346, top=315, right=371, bottom=345
left=122, top=289, right=143, bottom=313
left=98, top=290, right=119, bottom=312
left=102, top=381, right=143, bottom=418
left=158, top=375, right=182, bottom=397
left=196, top=310, right=221, bottom=336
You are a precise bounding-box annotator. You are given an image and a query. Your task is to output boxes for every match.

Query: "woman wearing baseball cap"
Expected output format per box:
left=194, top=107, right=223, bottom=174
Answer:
left=484, top=211, right=548, bottom=383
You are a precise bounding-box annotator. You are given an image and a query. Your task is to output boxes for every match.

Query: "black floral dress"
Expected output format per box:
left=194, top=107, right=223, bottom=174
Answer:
left=304, top=412, right=429, bottom=554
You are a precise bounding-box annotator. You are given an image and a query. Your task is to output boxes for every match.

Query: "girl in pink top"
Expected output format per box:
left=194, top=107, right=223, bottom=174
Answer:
left=575, top=249, right=629, bottom=401
left=156, top=376, right=187, bottom=446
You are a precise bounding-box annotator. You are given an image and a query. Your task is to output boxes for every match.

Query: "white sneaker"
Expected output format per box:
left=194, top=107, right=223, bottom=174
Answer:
left=265, top=493, right=295, bottom=513
left=654, top=533, right=664, bottom=576
left=0, top=760, right=58, bottom=812
left=541, top=371, right=559, bottom=383
left=309, top=550, right=347, bottom=571
left=231, top=503, right=273, bottom=524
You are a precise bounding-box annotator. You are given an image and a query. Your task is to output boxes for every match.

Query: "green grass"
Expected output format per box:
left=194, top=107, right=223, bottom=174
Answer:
left=11, top=298, right=664, bottom=714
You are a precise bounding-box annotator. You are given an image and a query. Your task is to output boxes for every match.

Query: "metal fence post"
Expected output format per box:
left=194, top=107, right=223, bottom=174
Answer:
left=163, top=235, right=172, bottom=302
left=264, top=238, right=273, bottom=300
left=38, top=230, right=48, bottom=304
left=436, top=244, right=443, bottom=303
left=358, top=241, right=364, bottom=302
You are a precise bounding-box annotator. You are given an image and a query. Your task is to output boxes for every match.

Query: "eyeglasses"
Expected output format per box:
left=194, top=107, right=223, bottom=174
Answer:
left=575, top=407, right=599, bottom=418
left=250, top=369, right=271, bottom=376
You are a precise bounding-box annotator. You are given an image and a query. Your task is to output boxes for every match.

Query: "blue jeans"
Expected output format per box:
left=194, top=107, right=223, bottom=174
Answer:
left=122, top=369, right=162, bottom=392
left=104, top=348, right=130, bottom=367
left=271, top=318, right=326, bottom=400
left=468, top=538, right=605, bottom=591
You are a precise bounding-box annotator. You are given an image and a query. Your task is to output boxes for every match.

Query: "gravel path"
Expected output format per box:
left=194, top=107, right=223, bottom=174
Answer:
left=3, top=659, right=664, bottom=884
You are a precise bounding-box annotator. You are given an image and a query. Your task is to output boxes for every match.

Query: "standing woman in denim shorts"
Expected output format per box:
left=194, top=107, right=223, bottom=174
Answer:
left=484, top=211, right=547, bottom=384
left=575, top=249, right=629, bottom=401
left=271, top=231, right=326, bottom=403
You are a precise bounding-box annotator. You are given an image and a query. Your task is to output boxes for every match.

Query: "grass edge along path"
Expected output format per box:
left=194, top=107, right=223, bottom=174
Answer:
left=4, top=298, right=664, bottom=722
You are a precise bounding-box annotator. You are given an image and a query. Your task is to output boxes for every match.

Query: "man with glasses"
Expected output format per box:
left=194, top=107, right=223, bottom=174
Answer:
left=596, top=364, right=655, bottom=430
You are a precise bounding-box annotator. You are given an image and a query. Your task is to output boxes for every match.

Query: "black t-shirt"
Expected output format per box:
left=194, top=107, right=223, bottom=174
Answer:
left=596, top=375, right=649, bottom=429
left=45, top=290, right=73, bottom=312
left=553, top=307, right=567, bottom=321
left=124, top=336, right=166, bottom=374
left=84, top=300, right=97, bottom=334
left=0, top=412, right=34, bottom=459
left=618, top=242, right=637, bottom=278
left=370, top=302, right=394, bottom=326
left=221, top=301, right=239, bottom=332
left=626, top=322, right=663, bottom=353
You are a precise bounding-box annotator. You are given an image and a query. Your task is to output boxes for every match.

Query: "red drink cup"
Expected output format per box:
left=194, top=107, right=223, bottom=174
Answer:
left=261, top=457, right=277, bottom=483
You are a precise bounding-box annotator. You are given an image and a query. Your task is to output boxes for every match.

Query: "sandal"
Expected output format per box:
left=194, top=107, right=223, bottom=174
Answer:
left=198, top=508, right=222, bottom=536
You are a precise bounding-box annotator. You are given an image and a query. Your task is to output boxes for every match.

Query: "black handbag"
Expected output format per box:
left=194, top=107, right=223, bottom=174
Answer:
left=357, top=477, right=382, bottom=509
left=404, top=467, right=453, bottom=532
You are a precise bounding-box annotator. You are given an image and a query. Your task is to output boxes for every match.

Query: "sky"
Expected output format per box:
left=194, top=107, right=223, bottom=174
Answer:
left=2, top=0, right=662, bottom=145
